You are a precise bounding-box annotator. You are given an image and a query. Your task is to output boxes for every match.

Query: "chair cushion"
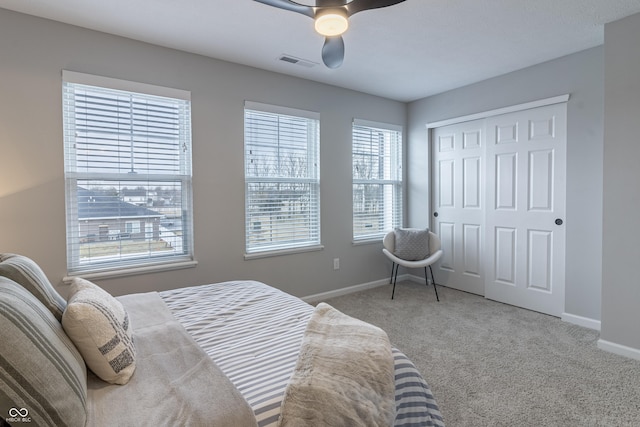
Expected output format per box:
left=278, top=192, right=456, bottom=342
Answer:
left=0, top=253, right=67, bottom=322
left=62, top=277, right=136, bottom=385
left=393, top=228, right=430, bottom=261
left=0, top=277, right=87, bottom=427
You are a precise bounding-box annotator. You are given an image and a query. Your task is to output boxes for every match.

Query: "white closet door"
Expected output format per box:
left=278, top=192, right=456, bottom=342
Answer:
left=484, top=103, right=566, bottom=316
left=431, top=119, right=485, bottom=295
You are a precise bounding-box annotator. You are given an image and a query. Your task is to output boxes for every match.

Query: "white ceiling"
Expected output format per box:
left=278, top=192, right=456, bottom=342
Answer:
left=2, top=0, right=640, bottom=102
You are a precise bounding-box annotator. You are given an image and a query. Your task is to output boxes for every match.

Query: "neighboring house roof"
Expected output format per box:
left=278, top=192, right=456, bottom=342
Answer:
left=78, top=187, right=162, bottom=220
left=121, top=188, right=149, bottom=197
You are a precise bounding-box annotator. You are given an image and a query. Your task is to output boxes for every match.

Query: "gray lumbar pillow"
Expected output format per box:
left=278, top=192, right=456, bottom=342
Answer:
left=393, top=228, right=430, bottom=261
left=0, top=253, right=67, bottom=321
left=0, top=277, right=87, bottom=427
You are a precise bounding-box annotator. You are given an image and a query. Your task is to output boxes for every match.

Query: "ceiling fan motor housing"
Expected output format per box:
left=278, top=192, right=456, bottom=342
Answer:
left=254, top=0, right=406, bottom=68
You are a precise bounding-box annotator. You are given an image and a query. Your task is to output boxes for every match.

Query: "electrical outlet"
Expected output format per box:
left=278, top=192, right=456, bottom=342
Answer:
left=333, top=258, right=340, bottom=270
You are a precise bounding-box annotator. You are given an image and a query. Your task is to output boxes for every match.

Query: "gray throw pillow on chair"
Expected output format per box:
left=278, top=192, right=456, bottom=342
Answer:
left=393, top=228, right=430, bottom=261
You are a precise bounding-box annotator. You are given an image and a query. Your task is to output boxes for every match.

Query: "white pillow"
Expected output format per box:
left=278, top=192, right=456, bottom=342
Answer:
left=62, top=277, right=136, bottom=385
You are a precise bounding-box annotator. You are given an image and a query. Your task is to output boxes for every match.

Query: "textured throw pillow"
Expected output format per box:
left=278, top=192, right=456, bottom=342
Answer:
left=0, top=253, right=67, bottom=321
left=0, top=277, right=87, bottom=427
left=62, top=277, right=136, bottom=385
left=393, top=228, right=431, bottom=261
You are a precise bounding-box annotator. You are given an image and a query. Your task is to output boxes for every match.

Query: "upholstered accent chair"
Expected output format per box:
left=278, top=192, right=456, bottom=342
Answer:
left=382, top=229, right=443, bottom=300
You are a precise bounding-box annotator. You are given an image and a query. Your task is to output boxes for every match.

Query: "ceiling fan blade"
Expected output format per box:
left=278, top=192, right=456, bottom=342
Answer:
left=322, top=36, right=345, bottom=69
left=315, top=0, right=350, bottom=7
left=253, top=0, right=315, bottom=18
left=345, top=0, right=406, bottom=16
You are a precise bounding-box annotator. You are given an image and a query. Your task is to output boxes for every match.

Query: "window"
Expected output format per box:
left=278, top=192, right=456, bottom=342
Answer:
left=244, top=101, right=321, bottom=256
left=352, top=119, right=403, bottom=241
left=63, top=71, right=194, bottom=275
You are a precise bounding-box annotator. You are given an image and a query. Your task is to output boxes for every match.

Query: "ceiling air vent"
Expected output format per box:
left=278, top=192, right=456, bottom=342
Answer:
left=278, top=54, right=317, bottom=68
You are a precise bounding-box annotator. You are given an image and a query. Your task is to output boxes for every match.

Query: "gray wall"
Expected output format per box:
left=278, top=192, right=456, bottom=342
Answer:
left=0, top=8, right=406, bottom=298
left=407, top=47, right=604, bottom=323
left=3, top=6, right=636, bottom=353
left=601, top=12, right=640, bottom=350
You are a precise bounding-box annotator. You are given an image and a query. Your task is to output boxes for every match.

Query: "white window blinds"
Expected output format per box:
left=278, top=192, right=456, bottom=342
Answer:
left=352, top=119, right=403, bottom=240
left=244, top=102, right=321, bottom=255
left=62, top=72, right=194, bottom=274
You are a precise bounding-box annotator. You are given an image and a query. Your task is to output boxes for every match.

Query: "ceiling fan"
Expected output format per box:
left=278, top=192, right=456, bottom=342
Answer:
left=254, top=0, right=406, bottom=69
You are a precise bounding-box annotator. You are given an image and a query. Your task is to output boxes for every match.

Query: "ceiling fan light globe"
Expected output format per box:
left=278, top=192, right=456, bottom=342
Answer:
left=314, top=12, right=349, bottom=37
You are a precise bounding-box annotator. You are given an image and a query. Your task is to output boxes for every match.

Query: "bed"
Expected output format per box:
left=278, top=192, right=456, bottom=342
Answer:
left=0, top=254, right=444, bottom=427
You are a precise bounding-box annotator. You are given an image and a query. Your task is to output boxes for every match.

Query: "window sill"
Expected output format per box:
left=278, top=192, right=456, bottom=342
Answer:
left=63, top=259, right=198, bottom=283
left=352, top=238, right=383, bottom=246
left=244, top=244, right=324, bottom=260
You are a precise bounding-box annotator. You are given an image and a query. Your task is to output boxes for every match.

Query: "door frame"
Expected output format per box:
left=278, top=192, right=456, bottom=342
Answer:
left=425, top=94, right=569, bottom=130
left=425, top=94, right=569, bottom=305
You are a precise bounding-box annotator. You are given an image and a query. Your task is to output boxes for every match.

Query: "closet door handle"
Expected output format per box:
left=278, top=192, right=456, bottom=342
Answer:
left=555, top=218, right=563, bottom=225
left=433, top=212, right=439, bottom=217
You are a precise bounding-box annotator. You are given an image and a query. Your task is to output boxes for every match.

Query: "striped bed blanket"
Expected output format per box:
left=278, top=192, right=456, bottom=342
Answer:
left=160, top=280, right=444, bottom=427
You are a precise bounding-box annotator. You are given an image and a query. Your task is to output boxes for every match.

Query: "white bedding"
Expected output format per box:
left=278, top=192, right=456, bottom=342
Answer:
left=88, top=292, right=257, bottom=427
left=160, top=280, right=445, bottom=427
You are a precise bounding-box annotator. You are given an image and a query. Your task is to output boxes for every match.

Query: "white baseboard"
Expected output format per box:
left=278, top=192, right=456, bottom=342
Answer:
left=407, top=273, right=425, bottom=283
left=597, top=339, right=640, bottom=361
left=302, top=275, right=410, bottom=304
left=561, top=312, right=601, bottom=331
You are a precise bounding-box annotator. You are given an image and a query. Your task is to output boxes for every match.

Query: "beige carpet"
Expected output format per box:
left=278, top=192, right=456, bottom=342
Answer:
left=323, top=280, right=640, bottom=427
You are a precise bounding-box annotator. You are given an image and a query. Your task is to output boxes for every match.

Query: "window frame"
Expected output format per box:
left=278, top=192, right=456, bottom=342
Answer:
left=352, top=118, right=403, bottom=242
left=243, top=101, right=322, bottom=258
left=62, top=71, right=196, bottom=278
